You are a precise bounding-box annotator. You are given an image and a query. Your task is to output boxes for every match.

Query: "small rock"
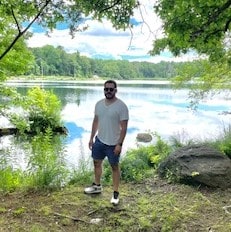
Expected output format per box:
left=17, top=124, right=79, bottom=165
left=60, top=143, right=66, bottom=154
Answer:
left=90, top=218, right=103, bottom=224
left=136, top=133, right=152, bottom=143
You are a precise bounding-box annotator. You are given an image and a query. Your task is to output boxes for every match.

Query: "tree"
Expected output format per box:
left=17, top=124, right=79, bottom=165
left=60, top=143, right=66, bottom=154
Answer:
left=150, top=0, right=231, bottom=108
left=0, top=0, right=139, bottom=78
left=151, top=0, right=231, bottom=62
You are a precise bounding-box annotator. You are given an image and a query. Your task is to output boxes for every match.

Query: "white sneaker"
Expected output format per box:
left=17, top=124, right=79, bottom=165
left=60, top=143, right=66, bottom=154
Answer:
left=84, top=183, right=102, bottom=194
left=110, top=191, right=119, bottom=205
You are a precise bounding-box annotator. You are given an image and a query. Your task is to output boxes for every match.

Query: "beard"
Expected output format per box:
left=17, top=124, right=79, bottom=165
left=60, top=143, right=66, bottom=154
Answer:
left=105, top=92, right=115, bottom=99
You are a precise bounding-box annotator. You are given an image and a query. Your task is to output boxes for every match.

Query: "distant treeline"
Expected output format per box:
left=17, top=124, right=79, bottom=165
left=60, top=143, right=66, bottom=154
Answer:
left=26, top=45, right=201, bottom=79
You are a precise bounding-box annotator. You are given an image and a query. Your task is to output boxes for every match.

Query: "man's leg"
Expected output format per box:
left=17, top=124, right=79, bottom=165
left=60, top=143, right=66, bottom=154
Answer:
left=84, top=159, right=103, bottom=194
left=107, top=146, right=120, bottom=204
left=94, top=159, right=103, bottom=185
left=110, top=164, right=120, bottom=204
left=111, top=164, right=120, bottom=192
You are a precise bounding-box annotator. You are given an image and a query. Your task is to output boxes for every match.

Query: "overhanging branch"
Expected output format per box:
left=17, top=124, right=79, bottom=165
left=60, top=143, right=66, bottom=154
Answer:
left=190, top=0, right=231, bottom=42
left=0, top=0, right=52, bottom=61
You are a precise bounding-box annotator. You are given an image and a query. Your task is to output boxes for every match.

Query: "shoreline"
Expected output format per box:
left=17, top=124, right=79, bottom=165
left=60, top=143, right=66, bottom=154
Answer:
left=5, top=78, right=171, bottom=85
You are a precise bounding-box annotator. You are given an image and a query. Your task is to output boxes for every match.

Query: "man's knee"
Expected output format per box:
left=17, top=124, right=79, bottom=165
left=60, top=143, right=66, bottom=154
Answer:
left=111, top=164, right=119, bottom=171
left=94, top=160, right=103, bottom=168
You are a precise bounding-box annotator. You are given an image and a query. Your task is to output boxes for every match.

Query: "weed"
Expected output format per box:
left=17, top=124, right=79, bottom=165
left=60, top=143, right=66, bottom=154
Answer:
left=13, top=207, right=26, bottom=217
left=27, top=129, right=68, bottom=190
left=0, top=207, right=7, bottom=213
left=38, top=205, right=53, bottom=216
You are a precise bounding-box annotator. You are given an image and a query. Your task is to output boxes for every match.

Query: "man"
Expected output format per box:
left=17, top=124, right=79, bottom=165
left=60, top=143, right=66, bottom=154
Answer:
left=84, top=80, right=129, bottom=205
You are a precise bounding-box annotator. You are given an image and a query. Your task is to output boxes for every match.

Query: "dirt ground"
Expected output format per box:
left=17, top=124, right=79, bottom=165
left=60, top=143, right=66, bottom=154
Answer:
left=0, top=178, right=230, bottom=232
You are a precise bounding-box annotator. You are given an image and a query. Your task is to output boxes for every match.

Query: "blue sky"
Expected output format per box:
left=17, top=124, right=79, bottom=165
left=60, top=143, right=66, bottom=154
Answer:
left=27, top=0, right=197, bottom=63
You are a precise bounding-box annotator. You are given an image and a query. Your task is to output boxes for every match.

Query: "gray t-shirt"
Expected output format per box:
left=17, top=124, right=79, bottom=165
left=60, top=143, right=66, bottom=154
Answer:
left=95, top=98, right=129, bottom=145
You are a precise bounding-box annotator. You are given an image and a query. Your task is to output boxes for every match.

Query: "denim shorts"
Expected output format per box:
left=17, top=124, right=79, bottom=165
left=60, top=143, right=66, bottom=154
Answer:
left=92, top=137, right=120, bottom=165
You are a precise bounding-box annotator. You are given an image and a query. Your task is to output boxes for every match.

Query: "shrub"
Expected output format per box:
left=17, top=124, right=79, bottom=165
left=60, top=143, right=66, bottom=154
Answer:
left=10, top=87, right=63, bottom=134
left=148, top=133, right=172, bottom=168
left=27, top=128, right=68, bottom=190
left=0, top=166, right=23, bottom=192
left=120, top=147, right=153, bottom=182
left=120, top=133, right=172, bottom=182
left=68, top=158, right=93, bottom=185
left=211, top=124, right=231, bottom=158
left=0, top=149, right=25, bottom=192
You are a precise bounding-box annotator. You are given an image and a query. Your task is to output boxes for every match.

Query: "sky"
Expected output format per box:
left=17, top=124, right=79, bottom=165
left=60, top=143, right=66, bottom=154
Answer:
left=27, top=0, right=198, bottom=63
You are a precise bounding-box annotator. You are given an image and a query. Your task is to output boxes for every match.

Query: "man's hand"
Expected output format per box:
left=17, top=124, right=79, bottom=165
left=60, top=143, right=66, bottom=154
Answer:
left=89, top=139, right=93, bottom=150
left=114, top=144, right=122, bottom=155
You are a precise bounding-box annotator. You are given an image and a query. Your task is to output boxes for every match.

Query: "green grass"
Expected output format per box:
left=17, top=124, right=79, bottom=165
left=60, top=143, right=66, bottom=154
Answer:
left=0, top=177, right=230, bottom=232
left=0, top=127, right=230, bottom=231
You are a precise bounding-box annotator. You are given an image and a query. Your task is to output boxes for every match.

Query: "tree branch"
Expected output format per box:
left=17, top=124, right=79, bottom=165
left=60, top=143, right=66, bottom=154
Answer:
left=11, top=8, right=21, bottom=33
left=54, top=212, right=91, bottom=224
left=127, top=1, right=154, bottom=50
left=224, top=17, right=231, bottom=31
left=137, top=2, right=154, bottom=40
left=190, top=0, right=231, bottom=41
left=204, top=18, right=231, bottom=41
left=0, top=0, right=52, bottom=61
left=128, top=26, right=134, bottom=49
left=98, top=0, right=122, bottom=13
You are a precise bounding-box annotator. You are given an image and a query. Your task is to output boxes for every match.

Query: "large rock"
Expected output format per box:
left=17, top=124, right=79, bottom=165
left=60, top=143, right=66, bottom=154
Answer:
left=158, top=144, right=231, bottom=189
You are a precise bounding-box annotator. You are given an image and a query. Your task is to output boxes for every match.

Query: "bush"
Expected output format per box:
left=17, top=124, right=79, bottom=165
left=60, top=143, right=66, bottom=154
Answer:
left=120, top=147, right=152, bottom=182
left=210, top=124, right=231, bottom=158
left=27, top=129, right=68, bottom=190
left=10, top=87, right=63, bottom=134
left=120, top=133, right=172, bottom=182
left=0, top=167, right=23, bottom=192
left=148, top=133, right=172, bottom=167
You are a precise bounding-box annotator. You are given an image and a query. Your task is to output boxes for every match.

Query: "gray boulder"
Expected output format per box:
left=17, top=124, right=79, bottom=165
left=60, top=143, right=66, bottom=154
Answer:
left=136, top=133, right=152, bottom=143
left=158, top=144, right=231, bottom=189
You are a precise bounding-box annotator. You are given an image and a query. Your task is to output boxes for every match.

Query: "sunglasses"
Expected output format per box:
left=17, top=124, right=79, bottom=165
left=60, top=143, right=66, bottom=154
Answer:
left=104, top=87, right=115, bottom=92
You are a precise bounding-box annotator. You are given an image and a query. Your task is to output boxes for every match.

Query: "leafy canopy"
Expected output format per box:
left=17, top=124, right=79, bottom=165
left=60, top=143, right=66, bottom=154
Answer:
left=150, top=0, right=231, bottom=107
left=150, top=0, right=231, bottom=62
left=0, top=1, right=137, bottom=57
left=0, top=0, right=139, bottom=79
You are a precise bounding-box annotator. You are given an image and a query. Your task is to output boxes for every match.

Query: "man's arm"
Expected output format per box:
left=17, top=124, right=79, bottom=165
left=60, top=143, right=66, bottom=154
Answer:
left=118, top=120, right=128, bottom=145
left=114, top=120, right=128, bottom=155
left=89, top=115, right=98, bottom=150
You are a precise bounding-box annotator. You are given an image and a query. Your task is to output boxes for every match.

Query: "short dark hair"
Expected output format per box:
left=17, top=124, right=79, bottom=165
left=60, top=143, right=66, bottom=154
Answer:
left=104, top=80, right=117, bottom=88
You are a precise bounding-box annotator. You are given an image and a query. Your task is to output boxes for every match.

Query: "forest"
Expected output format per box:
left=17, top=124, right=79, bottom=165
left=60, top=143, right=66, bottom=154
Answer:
left=26, top=45, right=200, bottom=80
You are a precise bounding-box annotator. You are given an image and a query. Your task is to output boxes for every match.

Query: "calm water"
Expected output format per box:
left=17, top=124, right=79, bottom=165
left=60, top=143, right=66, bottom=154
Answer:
left=1, top=80, right=230, bottom=168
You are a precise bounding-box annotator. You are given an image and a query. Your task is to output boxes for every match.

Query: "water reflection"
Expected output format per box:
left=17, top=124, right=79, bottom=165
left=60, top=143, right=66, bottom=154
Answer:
left=0, top=135, right=29, bottom=170
left=2, top=81, right=231, bottom=168
left=64, top=122, right=85, bottom=143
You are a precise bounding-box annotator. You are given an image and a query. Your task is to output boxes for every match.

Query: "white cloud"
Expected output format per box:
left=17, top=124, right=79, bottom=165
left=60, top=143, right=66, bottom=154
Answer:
left=27, top=0, right=198, bottom=63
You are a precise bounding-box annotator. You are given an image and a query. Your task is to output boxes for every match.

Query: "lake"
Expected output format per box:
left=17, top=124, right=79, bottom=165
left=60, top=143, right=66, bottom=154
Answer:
left=1, top=80, right=230, bottom=168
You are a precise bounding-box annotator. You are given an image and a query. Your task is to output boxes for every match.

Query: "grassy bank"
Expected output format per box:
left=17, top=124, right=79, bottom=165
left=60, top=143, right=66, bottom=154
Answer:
left=0, top=128, right=230, bottom=231
left=0, top=177, right=230, bottom=232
